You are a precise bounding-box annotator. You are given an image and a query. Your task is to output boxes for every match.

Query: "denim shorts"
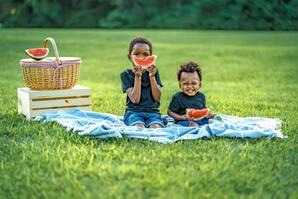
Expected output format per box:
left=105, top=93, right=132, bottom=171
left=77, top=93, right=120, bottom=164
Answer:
left=123, top=111, right=165, bottom=127
left=176, top=117, right=209, bottom=127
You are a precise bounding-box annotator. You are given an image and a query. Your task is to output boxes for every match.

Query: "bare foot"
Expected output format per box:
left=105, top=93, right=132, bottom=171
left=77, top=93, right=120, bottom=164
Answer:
left=188, top=121, right=199, bottom=127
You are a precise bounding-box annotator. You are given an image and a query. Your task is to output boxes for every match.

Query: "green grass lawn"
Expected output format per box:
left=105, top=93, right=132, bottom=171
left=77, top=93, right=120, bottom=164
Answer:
left=0, top=29, right=297, bottom=199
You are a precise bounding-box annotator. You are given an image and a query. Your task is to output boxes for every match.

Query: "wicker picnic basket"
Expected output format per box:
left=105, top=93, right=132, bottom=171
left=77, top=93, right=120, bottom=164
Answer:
left=20, top=37, right=81, bottom=90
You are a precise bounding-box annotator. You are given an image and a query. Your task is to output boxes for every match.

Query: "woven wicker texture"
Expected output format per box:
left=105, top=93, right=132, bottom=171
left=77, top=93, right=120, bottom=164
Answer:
left=20, top=37, right=81, bottom=90
left=22, top=63, right=80, bottom=90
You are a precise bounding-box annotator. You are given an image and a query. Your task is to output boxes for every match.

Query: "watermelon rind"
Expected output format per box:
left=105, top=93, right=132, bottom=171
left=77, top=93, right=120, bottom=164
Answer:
left=186, top=108, right=210, bottom=120
left=132, top=55, right=157, bottom=68
left=25, top=48, right=49, bottom=60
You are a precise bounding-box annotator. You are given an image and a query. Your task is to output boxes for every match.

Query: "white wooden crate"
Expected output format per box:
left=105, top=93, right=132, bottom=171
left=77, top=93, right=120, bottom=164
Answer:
left=18, top=85, right=92, bottom=119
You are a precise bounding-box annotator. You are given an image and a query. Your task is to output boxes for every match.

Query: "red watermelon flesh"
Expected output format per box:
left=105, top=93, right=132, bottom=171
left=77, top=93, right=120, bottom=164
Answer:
left=186, top=108, right=209, bottom=120
left=132, top=55, right=157, bottom=68
left=25, top=48, right=49, bottom=60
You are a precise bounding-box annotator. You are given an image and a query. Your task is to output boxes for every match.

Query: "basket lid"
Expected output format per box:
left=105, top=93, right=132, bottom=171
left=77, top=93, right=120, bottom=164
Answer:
left=20, top=57, right=81, bottom=63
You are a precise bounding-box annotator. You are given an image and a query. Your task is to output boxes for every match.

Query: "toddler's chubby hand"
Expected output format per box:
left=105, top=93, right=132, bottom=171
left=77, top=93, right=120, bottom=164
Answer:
left=206, top=112, right=216, bottom=119
left=133, top=65, right=143, bottom=78
left=181, top=114, right=188, bottom=120
left=147, top=65, right=157, bottom=77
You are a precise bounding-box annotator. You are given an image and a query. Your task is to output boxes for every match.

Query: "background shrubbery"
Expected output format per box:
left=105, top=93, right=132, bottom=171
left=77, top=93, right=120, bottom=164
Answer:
left=1, top=0, right=298, bottom=30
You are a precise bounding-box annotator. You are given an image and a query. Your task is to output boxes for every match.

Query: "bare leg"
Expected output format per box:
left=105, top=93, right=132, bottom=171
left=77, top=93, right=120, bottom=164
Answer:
left=149, top=124, right=162, bottom=128
left=134, top=124, right=145, bottom=128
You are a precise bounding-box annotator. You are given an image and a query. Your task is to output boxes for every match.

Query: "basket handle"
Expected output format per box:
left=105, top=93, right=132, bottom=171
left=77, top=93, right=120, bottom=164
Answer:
left=44, top=37, right=61, bottom=64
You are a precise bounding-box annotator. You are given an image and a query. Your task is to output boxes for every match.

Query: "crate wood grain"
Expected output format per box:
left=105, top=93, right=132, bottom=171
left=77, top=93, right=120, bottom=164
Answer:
left=18, top=85, right=92, bottom=119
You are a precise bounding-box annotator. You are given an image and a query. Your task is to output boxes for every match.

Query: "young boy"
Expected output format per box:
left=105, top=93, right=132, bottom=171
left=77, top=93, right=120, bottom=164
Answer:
left=120, top=37, right=164, bottom=128
left=168, top=61, right=214, bottom=127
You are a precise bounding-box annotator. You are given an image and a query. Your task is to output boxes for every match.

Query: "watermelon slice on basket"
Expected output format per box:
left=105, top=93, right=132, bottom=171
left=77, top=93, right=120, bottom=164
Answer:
left=132, top=55, right=157, bottom=68
left=25, top=48, right=49, bottom=60
left=186, top=108, right=210, bottom=120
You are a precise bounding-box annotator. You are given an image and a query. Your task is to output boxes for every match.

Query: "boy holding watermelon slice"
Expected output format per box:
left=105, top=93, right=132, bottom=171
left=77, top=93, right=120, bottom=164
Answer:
left=168, top=62, right=219, bottom=127
left=120, top=37, right=164, bottom=128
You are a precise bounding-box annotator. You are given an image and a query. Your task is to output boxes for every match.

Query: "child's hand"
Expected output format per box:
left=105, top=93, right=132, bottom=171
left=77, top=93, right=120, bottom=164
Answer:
left=181, top=114, right=188, bottom=120
left=147, top=65, right=157, bottom=77
left=133, top=65, right=143, bottom=78
left=206, top=112, right=217, bottom=119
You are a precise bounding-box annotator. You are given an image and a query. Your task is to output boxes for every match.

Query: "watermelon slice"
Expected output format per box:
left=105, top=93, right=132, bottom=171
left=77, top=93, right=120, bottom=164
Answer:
left=186, top=108, right=210, bottom=120
left=132, top=55, right=157, bottom=68
left=25, top=48, right=49, bottom=60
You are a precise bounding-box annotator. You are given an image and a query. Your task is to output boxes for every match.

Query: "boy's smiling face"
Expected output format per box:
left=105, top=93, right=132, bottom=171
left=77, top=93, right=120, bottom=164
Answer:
left=129, top=43, right=151, bottom=61
left=179, top=71, right=201, bottom=96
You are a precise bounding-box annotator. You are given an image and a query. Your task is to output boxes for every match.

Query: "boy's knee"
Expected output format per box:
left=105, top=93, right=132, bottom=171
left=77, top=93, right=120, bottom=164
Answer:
left=134, top=124, right=145, bottom=128
left=149, top=124, right=162, bottom=128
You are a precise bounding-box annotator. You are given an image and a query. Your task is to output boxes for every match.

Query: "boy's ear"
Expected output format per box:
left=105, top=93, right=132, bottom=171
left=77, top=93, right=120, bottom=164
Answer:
left=128, top=54, right=131, bottom=61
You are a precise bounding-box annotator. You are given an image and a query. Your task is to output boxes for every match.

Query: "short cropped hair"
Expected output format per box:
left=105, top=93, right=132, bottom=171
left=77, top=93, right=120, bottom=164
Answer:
left=177, top=61, right=202, bottom=82
left=128, top=37, right=153, bottom=55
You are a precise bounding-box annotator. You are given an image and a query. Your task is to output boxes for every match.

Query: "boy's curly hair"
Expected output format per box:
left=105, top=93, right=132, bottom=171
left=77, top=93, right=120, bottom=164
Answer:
left=128, top=37, right=153, bottom=55
left=177, top=61, right=202, bottom=82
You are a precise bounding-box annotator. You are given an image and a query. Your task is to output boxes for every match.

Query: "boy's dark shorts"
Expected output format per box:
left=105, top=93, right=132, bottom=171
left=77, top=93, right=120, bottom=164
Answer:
left=123, top=111, right=165, bottom=127
left=176, top=118, right=209, bottom=127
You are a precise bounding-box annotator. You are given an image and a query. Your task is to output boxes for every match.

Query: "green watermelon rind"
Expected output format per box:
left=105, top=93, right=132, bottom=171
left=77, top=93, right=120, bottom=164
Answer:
left=25, top=48, right=49, bottom=60
left=132, top=55, right=157, bottom=68
left=186, top=108, right=210, bottom=120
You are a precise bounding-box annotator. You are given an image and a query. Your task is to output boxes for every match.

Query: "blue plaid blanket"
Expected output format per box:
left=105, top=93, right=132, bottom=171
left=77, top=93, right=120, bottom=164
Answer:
left=35, top=108, right=284, bottom=144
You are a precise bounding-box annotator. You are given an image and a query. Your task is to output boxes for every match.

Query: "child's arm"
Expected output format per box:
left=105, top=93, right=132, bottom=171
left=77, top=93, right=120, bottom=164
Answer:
left=168, top=109, right=188, bottom=121
left=126, top=66, right=142, bottom=104
left=149, top=76, right=161, bottom=102
left=148, top=65, right=161, bottom=102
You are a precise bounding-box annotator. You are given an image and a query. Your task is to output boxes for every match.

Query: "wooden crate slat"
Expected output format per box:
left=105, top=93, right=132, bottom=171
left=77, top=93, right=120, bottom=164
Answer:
left=30, top=106, right=92, bottom=118
left=17, top=85, right=93, bottom=119
left=18, top=85, right=92, bottom=99
left=31, top=97, right=91, bottom=109
left=17, top=88, right=30, bottom=115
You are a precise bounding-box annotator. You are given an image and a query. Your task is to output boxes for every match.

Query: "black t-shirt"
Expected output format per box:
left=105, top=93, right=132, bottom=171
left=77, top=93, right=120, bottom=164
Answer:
left=120, top=69, right=163, bottom=113
left=168, top=92, right=206, bottom=121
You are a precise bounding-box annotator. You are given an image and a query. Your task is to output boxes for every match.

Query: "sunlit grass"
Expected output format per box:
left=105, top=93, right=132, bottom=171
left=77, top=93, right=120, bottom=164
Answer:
left=0, top=29, right=297, bottom=199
